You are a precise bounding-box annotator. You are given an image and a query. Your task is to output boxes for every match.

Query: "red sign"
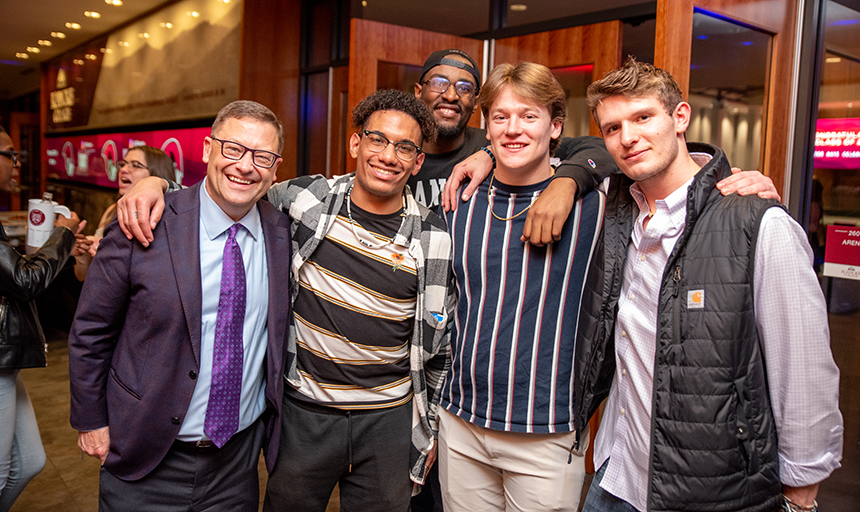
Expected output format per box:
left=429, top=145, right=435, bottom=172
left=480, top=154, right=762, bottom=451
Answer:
left=824, top=225, right=860, bottom=281
left=45, top=127, right=210, bottom=189
left=814, top=118, right=860, bottom=170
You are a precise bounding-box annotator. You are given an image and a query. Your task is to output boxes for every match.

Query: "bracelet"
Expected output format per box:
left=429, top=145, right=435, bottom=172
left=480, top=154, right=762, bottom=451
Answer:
left=480, top=146, right=496, bottom=170
left=783, top=496, right=818, bottom=512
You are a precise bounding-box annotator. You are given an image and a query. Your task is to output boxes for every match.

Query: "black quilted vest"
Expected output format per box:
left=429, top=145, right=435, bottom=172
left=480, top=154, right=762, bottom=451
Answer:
left=575, top=143, right=783, bottom=511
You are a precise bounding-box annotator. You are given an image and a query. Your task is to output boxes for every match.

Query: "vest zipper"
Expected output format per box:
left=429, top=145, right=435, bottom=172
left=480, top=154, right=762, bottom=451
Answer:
left=672, top=265, right=681, bottom=344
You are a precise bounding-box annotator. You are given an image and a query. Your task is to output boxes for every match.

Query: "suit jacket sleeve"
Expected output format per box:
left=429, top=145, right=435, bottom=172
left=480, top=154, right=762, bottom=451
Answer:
left=69, top=221, right=133, bottom=431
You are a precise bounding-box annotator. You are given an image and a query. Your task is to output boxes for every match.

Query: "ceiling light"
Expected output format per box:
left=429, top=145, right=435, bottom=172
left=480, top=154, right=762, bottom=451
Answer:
left=86, top=54, right=98, bottom=60
left=105, top=0, right=123, bottom=5
left=138, top=32, right=150, bottom=39
left=73, top=59, right=85, bottom=65
left=825, top=57, right=842, bottom=63
left=510, top=4, right=527, bottom=11
left=187, top=11, right=199, bottom=17
left=26, top=47, right=41, bottom=53
left=38, top=40, right=53, bottom=46
left=100, top=47, right=112, bottom=54
left=65, top=22, right=82, bottom=29
left=361, top=0, right=367, bottom=5
left=85, top=11, right=102, bottom=18
left=160, top=22, right=173, bottom=28
left=51, top=31, right=66, bottom=38
left=16, top=53, right=29, bottom=59
left=118, top=41, right=130, bottom=47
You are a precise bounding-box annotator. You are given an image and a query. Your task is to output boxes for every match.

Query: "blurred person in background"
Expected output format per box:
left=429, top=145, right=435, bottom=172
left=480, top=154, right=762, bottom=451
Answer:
left=0, top=125, right=90, bottom=512
left=73, top=145, right=174, bottom=281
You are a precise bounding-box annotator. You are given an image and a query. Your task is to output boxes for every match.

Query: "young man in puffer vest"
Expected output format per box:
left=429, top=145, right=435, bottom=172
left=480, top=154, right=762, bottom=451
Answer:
left=574, top=57, right=843, bottom=512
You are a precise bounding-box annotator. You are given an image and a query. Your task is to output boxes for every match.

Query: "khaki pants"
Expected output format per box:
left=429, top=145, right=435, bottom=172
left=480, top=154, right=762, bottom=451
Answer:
left=438, top=409, right=586, bottom=512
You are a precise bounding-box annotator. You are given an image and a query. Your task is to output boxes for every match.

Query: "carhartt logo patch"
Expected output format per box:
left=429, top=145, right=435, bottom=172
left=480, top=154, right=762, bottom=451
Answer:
left=687, top=290, right=705, bottom=309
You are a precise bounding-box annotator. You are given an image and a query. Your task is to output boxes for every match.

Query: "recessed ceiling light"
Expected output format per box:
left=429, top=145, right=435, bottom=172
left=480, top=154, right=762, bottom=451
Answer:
left=825, top=57, right=841, bottom=63
left=160, top=22, right=173, bottom=28
left=186, top=11, right=200, bottom=17
left=510, top=4, right=527, bottom=11
left=16, top=53, right=29, bottom=59
left=73, top=59, right=85, bottom=65
left=100, top=47, right=112, bottom=54
left=118, top=40, right=130, bottom=47
left=51, top=32, right=66, bottom=38
left=85, top=11, right=102, bottom=18
left=38, top=40, right=53, bottom=46
left=361, top=0, right=367, bottom=5
left=85, top=54, right=98, bottom=60
left=105, top=0, right=123, bottom=5
left=26, top=47, right=41, bottom=53
left=138, top=32, right=150, bottom=39
left=65, top=22, right=82, bottom=29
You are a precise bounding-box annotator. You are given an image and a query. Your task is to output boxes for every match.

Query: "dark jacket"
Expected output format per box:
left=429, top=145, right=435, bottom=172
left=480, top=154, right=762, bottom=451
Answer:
left=574, top=143, right=783, bottom=511
left=0, top=223, right=75, bottom=369
left=69, top=182, right=292, bottom=480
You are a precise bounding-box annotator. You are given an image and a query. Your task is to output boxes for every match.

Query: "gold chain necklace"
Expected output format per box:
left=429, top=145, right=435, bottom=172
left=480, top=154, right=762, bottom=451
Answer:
left=487, top=171, right=537, bottom=222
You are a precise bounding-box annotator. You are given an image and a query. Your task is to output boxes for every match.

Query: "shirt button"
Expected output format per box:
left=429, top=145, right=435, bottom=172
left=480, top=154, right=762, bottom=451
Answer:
left=629, top=293, right=635, bottom=300
left=171, top=417, right=181, bottom=425
left=189, top=370, right=197, bottom=380
left=622, top=369, right=627, bottom=376
left=620, top=408, right=626, bottom=415
left=640, top=255, right=646, bottom=261
left=622, top=330, right=627, bottom=337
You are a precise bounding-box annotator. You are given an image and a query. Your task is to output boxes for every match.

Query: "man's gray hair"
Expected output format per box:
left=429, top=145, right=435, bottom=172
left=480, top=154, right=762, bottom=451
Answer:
left=212, top=100, right=284, bottom=153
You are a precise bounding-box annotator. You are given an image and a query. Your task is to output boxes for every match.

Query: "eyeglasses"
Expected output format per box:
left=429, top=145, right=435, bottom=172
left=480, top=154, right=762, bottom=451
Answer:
left=0, top=151, right=18, bottom=166
left=211, top=137, right=280, bottom=168
left=361, top=130, right=422, bottom=161
left=118, top=159, right=148, bottom=171
left=423, top=77, right=476, bottom=98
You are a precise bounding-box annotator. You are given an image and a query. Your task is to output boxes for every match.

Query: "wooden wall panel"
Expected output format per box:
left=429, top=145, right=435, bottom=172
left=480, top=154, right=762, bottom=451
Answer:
left=494, top=21, right=623, bottom=136
left=240, top=0, right=302, bottom=182
left=655, top=0, right=798, bottom=194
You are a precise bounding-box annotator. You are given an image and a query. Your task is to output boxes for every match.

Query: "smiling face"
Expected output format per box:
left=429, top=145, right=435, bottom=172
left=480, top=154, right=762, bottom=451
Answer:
left=596, top=94, right=690, bottom=190
left=117, top=148, right=151, bottom=196
left=0, top=132, right=19, bottom=193
left=348, top=110, right=424, bottom=214
left=485, top=85, right=562, bottom=186
left=203, top=117, right=281, bottom=221
left=415, top=59, right=477, bottom=142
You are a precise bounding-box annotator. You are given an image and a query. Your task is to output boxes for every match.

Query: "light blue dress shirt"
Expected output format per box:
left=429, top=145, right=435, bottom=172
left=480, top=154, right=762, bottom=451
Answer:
left=177, top=179, right=270, bottom=441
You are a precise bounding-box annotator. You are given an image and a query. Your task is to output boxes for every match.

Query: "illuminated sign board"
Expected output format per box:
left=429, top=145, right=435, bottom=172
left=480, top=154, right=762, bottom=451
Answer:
left=814, top=118, right=860, bottom=170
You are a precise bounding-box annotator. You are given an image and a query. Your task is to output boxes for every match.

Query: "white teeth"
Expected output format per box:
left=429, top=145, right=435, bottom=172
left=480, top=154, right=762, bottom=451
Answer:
left=505, top=143, right=526, bottom=149
left=227, top=175, right=252, bottom=185
left=372, top=166, right=395, bottom=176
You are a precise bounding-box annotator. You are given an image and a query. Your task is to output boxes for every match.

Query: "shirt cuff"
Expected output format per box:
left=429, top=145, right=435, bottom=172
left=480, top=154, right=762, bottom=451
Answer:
left=779, top=426, right=844, bottom=486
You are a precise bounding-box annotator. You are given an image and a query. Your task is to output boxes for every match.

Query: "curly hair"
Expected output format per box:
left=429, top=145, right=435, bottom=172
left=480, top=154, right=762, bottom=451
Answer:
left=586, top=56, right=684, bottom=128
left=351, top=89, right=436, bottom=147
left=128, top=145, right=175, bottom=182
left=212, top=100, right=284, bottom=153
left=478, top=62, right=566, bottom=154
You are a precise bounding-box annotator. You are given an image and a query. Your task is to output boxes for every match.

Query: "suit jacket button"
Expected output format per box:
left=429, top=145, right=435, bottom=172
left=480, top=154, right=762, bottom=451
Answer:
left=171, top=417, right=181, bottom=425
left=189, top=370, right=197, bottom=380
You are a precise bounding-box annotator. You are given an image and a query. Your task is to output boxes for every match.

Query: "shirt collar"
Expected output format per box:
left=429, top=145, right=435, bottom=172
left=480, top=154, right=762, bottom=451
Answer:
left=199, top=178, right=262, bottom=241
left=629, top=176, right=694, bottom=231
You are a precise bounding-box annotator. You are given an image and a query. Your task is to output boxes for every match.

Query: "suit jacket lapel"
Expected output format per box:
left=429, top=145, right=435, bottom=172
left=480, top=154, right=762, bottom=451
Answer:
left=164, top=184, right=204, bottom=365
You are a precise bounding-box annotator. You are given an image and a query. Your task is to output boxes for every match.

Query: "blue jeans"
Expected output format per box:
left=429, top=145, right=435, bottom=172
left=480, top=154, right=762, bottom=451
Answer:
left=581, top=459, right=638, bottom=512
left=0, top=370, right=46, bottom=512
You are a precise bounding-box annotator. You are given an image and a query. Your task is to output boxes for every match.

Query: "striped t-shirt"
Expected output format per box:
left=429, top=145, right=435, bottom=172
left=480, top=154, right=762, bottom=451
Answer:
left=290, top=201, right=418, bottom=410
left=443, top=175, right=605, bottom=433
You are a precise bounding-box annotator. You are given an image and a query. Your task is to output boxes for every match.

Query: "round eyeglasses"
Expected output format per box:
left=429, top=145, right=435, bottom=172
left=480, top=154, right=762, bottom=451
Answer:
left=211, top=137, right=280, bottom=168
left=423, top=77, right=476, bottom=98
left=361, top=130, right=422, bottom=162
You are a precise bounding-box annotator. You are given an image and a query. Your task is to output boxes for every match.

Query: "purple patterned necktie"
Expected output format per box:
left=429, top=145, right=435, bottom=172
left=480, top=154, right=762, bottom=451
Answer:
left=204, top=223, right=246, bottom=448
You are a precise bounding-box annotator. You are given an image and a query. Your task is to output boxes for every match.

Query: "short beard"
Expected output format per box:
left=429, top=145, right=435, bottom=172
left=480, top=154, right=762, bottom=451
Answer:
left=436, top=122, right=464, bottom=142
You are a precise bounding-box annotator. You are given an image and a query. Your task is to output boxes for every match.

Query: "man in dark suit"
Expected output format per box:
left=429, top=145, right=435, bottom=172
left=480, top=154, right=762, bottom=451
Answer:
left=69, top=100, right=291, bottom=511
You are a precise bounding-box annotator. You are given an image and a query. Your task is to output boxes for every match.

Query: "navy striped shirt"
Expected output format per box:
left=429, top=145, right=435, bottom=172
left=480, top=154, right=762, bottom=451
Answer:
left=443, top=175, right=605, bottom=433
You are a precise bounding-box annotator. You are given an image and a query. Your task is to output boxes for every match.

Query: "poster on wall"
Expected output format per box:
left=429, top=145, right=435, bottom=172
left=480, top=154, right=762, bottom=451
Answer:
left=814, top=118, right=860, bottom=170
left=45, top=0, right=240, bottom=132
left=824, top=225, right=860, bottom=281
left=45, top=127, right=210, bottom=189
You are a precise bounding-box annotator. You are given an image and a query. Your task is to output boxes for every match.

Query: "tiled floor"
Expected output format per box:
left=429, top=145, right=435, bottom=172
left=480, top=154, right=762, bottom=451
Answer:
left=8, top=305, right=860, bottom=511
